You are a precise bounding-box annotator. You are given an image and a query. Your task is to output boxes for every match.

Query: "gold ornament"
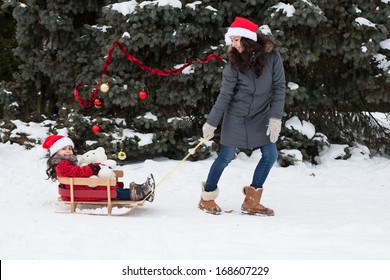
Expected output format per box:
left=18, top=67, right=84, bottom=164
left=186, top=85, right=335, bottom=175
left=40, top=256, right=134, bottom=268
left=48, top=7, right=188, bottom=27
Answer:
left=118, top=149, right=127, bottom=160
left=100, top=83, right=110, bottom=93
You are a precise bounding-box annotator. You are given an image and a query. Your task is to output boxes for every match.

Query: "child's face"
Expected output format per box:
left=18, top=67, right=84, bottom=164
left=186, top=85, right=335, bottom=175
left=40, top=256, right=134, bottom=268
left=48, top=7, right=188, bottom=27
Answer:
left=56, top=145, right=74, bottom=158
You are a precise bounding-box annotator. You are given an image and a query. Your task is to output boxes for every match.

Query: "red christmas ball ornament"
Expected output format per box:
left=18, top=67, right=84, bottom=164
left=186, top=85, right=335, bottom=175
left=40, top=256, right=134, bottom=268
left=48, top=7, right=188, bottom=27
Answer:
left=92, top=124, right=101, bottom=134
left=94, top=98, right=103, bottom=108
left=138, top=90, right=148, bottom=100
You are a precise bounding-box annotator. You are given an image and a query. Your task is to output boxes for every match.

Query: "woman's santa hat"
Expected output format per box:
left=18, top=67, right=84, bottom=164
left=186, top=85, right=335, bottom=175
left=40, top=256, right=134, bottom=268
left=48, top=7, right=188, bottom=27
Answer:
left=225, top=17, right=258, bottom=45
left=42, top=135, right=74, bottom=156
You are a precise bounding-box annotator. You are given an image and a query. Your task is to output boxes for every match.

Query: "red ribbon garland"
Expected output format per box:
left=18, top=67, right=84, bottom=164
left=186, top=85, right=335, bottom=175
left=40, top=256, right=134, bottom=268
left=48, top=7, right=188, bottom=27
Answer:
left=73, top=41, right=222, bottom=108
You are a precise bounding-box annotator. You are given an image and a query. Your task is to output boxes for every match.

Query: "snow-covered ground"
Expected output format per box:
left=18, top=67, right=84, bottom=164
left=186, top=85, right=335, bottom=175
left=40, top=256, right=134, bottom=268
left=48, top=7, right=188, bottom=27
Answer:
left=1, top=138, right=390, bottom=279
left=1, top=138, right=389, bottom=260
left=2, top=107, right=390, bottom=280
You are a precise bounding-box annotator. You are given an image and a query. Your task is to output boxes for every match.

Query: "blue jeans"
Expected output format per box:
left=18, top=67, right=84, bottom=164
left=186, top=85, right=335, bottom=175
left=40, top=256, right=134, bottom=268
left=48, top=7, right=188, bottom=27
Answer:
left=205, top=143, right=278, bottom=192
left=116, top=187, right=131, bottom=200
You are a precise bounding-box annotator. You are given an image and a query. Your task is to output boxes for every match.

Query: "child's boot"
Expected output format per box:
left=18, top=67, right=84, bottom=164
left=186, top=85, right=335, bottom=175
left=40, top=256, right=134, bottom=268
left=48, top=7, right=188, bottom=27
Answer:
left=129, top=174, right=155, bottom=202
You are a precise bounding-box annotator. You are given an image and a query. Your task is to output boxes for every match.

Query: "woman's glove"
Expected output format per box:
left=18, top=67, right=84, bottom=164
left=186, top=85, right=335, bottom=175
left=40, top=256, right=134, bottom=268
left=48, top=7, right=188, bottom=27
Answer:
left=266, top=118, right=282, bottom=143
left=202, top=123, right=217, bottom=140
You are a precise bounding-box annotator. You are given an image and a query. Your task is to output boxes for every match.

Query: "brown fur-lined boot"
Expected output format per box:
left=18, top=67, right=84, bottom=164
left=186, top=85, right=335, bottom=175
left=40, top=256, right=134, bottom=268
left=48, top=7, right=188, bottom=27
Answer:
left=198, top=182, right=221, bottom=215
left=241, top=186, right=274, bottom=216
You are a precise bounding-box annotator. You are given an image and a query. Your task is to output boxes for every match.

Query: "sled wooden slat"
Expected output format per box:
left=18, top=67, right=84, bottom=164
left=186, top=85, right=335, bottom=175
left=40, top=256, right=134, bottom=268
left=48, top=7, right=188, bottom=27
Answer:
left=58, top=176, right=118, bottom=187
left=57, top=198, right=141, bottom=206
left=57, top=170, right=142, bottom=215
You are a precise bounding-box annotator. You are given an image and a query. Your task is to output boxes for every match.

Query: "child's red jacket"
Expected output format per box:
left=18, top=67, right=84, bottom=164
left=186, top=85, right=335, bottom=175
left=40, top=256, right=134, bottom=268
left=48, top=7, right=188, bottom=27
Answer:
left=56, top=160, right=95, bottom=178
left=56, top=160, right=118, bottom=201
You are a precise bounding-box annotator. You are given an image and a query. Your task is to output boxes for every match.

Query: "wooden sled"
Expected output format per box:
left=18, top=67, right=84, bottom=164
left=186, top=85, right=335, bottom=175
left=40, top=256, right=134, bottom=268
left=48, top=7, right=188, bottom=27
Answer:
left=57, top=170, right=143, bottom=216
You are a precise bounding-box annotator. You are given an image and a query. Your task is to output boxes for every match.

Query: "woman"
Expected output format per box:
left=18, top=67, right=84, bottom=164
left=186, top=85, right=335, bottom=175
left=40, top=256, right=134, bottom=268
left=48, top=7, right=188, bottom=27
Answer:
left=200, top=17, right=286, bottom=215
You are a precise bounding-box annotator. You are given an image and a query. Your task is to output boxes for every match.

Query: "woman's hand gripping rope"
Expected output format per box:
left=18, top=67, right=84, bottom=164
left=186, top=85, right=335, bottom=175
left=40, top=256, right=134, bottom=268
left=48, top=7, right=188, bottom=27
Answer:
left=202, top=123, right=217, bottom=140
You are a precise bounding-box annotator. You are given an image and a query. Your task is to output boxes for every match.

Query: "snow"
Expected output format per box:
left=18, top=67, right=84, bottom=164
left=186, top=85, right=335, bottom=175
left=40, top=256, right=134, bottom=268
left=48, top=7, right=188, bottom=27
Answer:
left=355, top=17, right=376, bottom=28
left=353, top=5, right=362, bottom=14
left=380, top=38, right=390, bottom=50
left=284, top=116, right=316, bottom=139
left=91, top=25, right=112, bottom=33
left=205, top=5, right=218, bottom=12
left=110, top=0, right=138, bottom=16
left=186, top=1, right=201, bottom=10
left=287, top=82, right=299, bottom=90
left=174, top=63, right=194, bottom=74
left=259, top=24, right=272, bottom=35
left=1, top=119, right=390, bottom=263
left=280, top=149, right=303, bottom=162
left=122, top=128, right=153, bottom=146
left=372, top=112, right=390, bottom=129
left=271, top=3, right=296, bottom=17
left=139, top=111, right=158, bottom=121
left=122, top=31, right=130, bottom=38
left=109, top=0, right=182, bottom=15
left=373, top=53, right=390, bottom=72
left=10, top=120, right=51, bottom=140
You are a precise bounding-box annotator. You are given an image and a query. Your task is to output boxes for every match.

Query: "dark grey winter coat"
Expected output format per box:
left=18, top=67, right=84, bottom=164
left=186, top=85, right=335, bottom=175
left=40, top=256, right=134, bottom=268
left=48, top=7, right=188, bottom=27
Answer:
left=207, top=51, right=286, bottom=149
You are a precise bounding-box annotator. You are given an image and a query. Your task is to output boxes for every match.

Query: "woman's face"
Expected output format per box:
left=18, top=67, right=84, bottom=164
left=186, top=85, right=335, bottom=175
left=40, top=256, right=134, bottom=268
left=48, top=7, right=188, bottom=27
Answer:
left=56, top=145, right=74, bottom=158
left=230, top=36, right=244, bottom=53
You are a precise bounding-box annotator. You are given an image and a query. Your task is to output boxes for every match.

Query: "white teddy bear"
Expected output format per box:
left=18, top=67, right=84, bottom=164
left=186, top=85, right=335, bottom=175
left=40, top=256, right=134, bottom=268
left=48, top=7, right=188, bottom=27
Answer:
left=79, top=147, right=117, bottom=179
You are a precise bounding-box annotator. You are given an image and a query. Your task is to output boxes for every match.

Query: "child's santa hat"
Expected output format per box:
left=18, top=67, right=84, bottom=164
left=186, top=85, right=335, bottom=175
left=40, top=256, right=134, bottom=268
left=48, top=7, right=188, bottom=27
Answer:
left=225, top=17, right=258, bottom=45
left=42, top=135, right=74, bottom=156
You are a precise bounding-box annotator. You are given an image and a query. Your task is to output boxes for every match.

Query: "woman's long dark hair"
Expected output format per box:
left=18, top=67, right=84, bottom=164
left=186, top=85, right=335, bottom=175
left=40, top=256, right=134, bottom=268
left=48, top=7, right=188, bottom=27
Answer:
left=227, top=34, right=275, bottom=78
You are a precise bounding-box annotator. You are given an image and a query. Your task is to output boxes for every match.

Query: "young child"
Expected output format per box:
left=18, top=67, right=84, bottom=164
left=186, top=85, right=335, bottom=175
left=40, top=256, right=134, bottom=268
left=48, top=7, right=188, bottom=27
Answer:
left=43, top=134, right=155, bottom=202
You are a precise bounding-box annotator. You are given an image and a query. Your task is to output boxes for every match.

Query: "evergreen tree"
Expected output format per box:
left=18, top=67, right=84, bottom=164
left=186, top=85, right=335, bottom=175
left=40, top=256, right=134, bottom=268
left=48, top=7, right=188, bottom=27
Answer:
left=67, top=0, right=225, bottom=160
left=0, top=0, right=19, bottom=119
left=1, top=0, right=389, bottom=161
left=0, top=0, right=19, bottom=82
left=0, top=0, right=106, bottom=121
left=260, top=0, right=390, bottom=155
